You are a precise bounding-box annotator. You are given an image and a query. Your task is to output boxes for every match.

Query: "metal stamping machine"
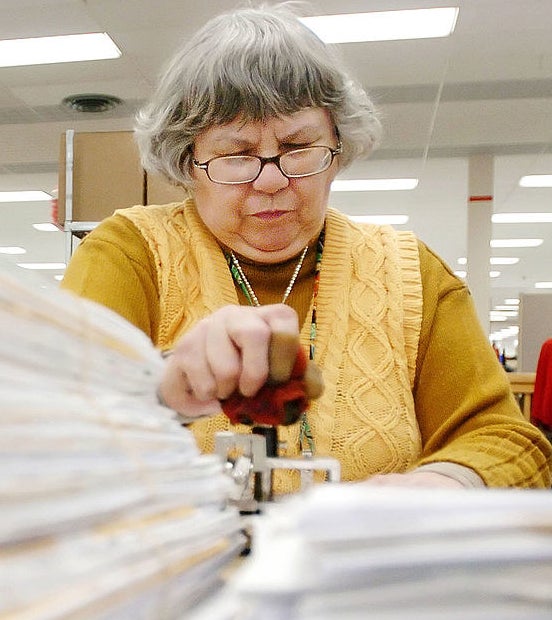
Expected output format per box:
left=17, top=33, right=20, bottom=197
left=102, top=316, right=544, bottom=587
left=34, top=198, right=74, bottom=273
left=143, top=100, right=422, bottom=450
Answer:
left=215, top=332, right=340, bottom=513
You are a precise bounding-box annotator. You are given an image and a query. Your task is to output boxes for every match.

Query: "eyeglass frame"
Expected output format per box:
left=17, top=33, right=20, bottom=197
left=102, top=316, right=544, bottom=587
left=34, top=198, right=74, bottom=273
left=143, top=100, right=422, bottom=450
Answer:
left=192, top=141, right=342, bottom=185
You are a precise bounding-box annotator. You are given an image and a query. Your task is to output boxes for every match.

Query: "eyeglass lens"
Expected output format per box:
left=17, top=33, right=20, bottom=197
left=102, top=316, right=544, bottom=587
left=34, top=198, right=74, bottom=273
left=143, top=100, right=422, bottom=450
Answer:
left=206, top=146, right=334, bottom=183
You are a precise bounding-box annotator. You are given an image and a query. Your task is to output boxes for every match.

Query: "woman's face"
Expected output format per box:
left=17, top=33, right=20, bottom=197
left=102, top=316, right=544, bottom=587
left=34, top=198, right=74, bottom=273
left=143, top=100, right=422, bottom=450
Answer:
left=191, top=108, right=340, bottom=263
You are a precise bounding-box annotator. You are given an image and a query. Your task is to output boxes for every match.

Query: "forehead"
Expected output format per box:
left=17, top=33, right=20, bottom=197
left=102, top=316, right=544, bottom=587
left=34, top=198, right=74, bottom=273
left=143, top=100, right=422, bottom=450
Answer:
left=196, top=108, right=334, bottom=146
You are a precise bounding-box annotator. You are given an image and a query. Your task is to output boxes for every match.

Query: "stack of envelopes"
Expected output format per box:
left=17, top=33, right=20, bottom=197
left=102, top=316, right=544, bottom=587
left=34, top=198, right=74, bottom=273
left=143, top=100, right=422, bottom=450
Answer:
left=231, top=484, right=552, bottom=620
left=0, top=261, right=244, bottom=619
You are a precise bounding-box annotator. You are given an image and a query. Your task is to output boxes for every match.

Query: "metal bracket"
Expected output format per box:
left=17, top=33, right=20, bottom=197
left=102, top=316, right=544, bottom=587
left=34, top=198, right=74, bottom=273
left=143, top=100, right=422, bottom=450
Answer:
left=215, top=431, right=341, bottom=512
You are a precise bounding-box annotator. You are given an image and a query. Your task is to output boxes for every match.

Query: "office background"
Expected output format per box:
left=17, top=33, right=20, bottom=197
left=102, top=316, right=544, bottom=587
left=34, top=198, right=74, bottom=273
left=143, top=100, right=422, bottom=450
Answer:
left=0, top=0, right=551, bottom=357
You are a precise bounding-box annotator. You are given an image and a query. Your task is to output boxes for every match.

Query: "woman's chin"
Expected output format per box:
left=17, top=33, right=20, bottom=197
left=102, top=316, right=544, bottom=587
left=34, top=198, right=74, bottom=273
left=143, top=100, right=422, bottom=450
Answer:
left=235, top=242, right=303, bottom=264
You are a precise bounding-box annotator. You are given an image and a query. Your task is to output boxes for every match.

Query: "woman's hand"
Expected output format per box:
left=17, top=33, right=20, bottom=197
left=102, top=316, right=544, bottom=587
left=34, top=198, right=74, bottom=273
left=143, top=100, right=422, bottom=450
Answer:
left=158, top=303, right=300, bottom=419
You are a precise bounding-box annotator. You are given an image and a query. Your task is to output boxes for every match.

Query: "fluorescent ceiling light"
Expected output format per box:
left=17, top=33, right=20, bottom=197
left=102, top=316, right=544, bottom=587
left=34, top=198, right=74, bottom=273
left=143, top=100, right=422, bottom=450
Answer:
left=494, top=306, right=519, bottom=312
left=332, top=178, right=418, bottom=192
left=0, top=32, right=121, bottom=68
left=0, top=246, right=26, bottom=254
left=17, top=262, right=66, bottom=270
left=491, top=238, right=543, bottom=248
left=492, top=213, right=552, bottom=223
left=457, top=257, right=519, bottom=265
left=490, top=312, right=517, bottom=321
left=502, top=326, right=519, bottom=334
left=491, top=326, right=519, bottom=340
left=519, top=175, right=552, bottom=188
left=535, top=282, right=552, bottom=289
left=0, top=190, right=51, bottom=202
left=491, top=257, right=519, bottom=265
left=32, top=222, right=60, bottom=232
left=300, top=7, right=459, bottom=43
left=349, top=215, right=409, bottom=225
left=454, top=270, right=501, bottom=278
left=504, top=298, right=520, bottom=305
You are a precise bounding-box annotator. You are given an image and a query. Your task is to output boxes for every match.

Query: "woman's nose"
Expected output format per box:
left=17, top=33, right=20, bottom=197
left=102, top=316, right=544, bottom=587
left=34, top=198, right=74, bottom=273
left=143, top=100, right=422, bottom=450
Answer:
left=251, top=161, right=290, bottom=193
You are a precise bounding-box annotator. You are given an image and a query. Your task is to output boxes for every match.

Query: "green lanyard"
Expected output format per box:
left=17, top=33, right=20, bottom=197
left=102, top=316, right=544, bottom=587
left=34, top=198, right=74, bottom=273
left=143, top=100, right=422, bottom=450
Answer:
left=298, top=226, right=324, bottom=457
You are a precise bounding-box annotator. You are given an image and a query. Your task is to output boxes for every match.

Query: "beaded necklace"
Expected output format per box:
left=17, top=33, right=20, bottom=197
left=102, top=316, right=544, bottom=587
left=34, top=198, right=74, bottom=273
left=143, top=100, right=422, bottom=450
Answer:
left=229, top=245, right=308, bottom=306
left=225, top=227, right=325, bottom=456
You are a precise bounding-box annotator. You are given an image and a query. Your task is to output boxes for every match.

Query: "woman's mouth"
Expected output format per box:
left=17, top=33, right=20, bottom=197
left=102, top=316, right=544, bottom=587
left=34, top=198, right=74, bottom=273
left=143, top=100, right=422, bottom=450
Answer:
left=252, top=210, right=291, bottom=220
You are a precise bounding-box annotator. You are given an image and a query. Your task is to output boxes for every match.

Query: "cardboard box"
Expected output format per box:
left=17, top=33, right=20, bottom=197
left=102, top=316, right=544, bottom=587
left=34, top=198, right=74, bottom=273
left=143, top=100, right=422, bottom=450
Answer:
left=57, top=130, right=187, bottom=228
left=58, top=131, right=144, bottom=226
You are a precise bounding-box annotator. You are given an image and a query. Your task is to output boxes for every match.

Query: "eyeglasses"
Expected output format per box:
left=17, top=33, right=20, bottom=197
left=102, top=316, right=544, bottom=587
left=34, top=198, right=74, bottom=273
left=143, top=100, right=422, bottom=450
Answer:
left=193, top=143, right=342, bottom=185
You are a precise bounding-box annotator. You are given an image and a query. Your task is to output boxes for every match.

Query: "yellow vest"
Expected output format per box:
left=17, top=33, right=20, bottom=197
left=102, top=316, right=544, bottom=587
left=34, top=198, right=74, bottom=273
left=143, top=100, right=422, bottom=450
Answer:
left=119, top=200, right=424, bottom=493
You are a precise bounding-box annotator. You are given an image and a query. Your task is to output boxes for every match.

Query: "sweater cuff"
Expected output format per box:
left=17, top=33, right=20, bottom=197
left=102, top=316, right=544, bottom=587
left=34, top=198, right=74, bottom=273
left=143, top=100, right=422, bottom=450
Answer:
left=414, top=462, right=486, bottom=488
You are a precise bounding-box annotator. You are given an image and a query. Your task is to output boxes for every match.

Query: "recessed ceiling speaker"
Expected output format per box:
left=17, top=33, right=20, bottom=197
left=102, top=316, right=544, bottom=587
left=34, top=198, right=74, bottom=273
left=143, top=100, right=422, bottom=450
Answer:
left=62, top=93, right=122, bottom=113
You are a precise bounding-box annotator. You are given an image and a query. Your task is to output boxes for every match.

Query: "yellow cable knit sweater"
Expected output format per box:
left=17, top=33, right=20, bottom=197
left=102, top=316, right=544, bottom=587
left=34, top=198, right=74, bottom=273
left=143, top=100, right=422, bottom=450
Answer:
left=119, top=202, right=423, bottom=494
left=62, top=200, right=552, bottom=489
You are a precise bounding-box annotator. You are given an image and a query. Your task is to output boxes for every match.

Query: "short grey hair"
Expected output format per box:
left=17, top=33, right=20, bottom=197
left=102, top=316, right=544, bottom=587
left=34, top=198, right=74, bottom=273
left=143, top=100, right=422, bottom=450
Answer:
left=134, top=2, right=382, bottom=190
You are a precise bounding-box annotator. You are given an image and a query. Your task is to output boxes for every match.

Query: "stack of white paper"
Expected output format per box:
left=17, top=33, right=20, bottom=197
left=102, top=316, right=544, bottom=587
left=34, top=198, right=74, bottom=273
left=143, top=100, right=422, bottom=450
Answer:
left=0, top=262, right=244, bottom=619
left=231, top=484, right=552, bottom=620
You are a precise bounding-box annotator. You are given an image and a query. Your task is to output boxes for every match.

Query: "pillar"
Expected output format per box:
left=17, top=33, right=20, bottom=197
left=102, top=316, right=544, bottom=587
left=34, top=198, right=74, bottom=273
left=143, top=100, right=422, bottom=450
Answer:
left=467, top=154, right=493, bottom=335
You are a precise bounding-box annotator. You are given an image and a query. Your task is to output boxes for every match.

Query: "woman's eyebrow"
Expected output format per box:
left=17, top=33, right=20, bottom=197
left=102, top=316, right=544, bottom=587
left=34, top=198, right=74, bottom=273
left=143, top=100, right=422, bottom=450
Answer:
left=278, top=126, right=322, bottom=142
left=208, top=125, right=323, bottom=149
left=211, top=135, right=254, bottom=148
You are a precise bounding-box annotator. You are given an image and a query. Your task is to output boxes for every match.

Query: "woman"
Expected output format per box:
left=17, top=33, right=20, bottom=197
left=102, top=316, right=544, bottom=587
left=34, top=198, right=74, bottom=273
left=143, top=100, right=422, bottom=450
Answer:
left=61, top=3, right=551, bottom=491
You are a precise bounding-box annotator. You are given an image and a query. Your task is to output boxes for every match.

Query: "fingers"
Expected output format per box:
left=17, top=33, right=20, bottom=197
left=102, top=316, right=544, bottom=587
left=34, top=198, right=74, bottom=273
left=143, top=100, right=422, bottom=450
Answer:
left=160, top=304, right=300, bottom=415
left=209, top=307, right=272, bottom=397
left=256, top=302, right=300, bottom=337
left=158, top=354, right=222, bottom=419
left=233, top=304, right=299, bottom=395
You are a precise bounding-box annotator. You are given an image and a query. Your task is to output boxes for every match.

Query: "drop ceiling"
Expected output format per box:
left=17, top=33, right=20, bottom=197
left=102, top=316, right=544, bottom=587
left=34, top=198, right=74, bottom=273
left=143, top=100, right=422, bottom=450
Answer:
left=0, top=0, right=551, bottom=339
